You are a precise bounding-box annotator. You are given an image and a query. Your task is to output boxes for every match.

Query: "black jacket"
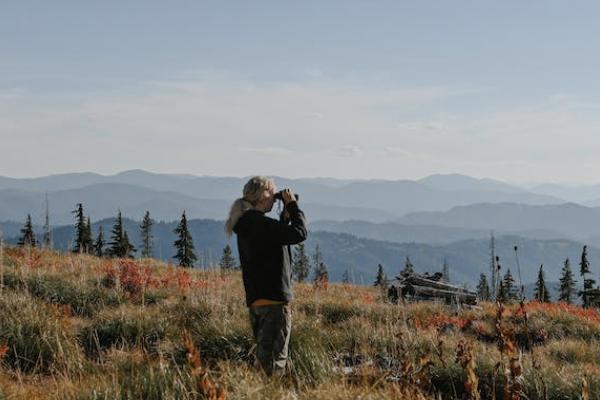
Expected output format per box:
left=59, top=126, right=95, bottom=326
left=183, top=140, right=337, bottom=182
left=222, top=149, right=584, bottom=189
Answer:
left=233, top=201, right=307, bottom=306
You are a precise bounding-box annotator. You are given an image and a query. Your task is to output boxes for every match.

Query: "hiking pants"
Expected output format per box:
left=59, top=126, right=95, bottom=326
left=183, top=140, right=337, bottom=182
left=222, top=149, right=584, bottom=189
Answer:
left=249, top=304, right=291, bottom=376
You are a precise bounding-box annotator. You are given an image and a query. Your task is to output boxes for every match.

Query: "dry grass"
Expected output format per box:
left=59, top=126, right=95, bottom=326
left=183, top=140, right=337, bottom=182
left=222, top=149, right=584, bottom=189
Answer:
left=0, top=246, right=599, bottom=399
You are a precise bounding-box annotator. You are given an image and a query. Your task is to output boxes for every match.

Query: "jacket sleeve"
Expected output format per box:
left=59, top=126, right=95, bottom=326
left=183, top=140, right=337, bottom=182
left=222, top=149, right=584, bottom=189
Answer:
left=262, top=201, right=308, bottom=245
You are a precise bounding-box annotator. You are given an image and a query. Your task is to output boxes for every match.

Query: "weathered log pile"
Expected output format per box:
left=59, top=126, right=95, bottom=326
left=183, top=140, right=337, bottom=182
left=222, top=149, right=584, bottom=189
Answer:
left=388, top=272, right=477, bottom=305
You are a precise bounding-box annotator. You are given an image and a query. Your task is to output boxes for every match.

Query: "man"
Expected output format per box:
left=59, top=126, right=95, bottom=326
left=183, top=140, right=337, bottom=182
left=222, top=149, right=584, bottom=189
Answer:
left=225, top=176, right=307, bottom=376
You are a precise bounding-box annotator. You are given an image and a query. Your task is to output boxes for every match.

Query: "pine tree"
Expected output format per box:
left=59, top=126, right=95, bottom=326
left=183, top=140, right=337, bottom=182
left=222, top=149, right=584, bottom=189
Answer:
left=558, top=258, right=576, bottom=304
left=18, top=214, right=37, bottom=247
left=42, top=192, right=52, bottom=249
left=139, top=211, right=154, bottom=258
left=441, top=258, right=450, bottom=282
left=489, top=232, right=497, bottom=300
left=314, top=261, right=329, bottom=285
left=500, top=268, right=517, bottom=302
left=342, top=269, right=351, bottom=284
left=219, top=244, right=236, bottom=269
left=534, top=264, right=551, bottom=302
left=374, top=264, right=387, bottom=287
left=84, top=216, right=94, bottom=251
left=174, top=211, right=197, bottom=268
left=72, top=203, right=90, bottom=253
left=107, top=211, right=126, bottom=258
left=312, top=244, right=324, bottom=280
left=579, top=245, right=596, bottom=308
left=402, top=256, right=414, bottom=275
left=497, top=280, right=506, bottom=302
left=476, top=273, right=491, bottom=301
left=292, top=243, right=310, bottom=282
left=311, top=244, right=328, bottom=284
left=94, top=226, right=105, bottom=257
left=122, top=231, right=136, bottom=258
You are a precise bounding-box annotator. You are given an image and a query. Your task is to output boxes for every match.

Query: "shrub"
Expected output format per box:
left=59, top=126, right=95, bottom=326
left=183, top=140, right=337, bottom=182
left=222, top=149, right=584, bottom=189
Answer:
left=2, top=270, right=121, bottom=317
left=75, top=358, right=196, bottom=400
left=0, top=292, right=83, bottom=374
left=192, top=326, right=254, bottom=365
left=320, top=303, right=363, bottom=325
left=288, top=320, right=335, bottom=386
left=163, top=300, right=213, bottom=330
left=79, top=308, right=176, bottom=357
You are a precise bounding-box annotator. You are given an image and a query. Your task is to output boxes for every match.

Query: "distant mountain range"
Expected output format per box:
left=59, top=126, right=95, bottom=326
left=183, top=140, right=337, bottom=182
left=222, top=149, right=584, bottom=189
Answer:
left=310, top=220, right=570, bottom=245
left=2, top=169, right=600, bottom=291
left=396, top=202, right=600, bottom=242
left=529, top=183, right=600, bottom=205
left=0, top=183, right=395, bottom=226
left=0, top=170, right=564, bottom=226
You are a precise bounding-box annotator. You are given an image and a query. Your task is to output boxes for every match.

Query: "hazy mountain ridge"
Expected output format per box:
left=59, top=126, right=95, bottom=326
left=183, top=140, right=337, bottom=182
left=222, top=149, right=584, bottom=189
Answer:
left=530, top=182, right=600, bottom=204
left=310, top=220, right=570, bottom=245
left=418, top=173, right=524, bottom=193
left=0, top=170, right=565, bottom=222
left=397, top=202, right=600, bottom=241
left=0, top=182, right=396, bottom=225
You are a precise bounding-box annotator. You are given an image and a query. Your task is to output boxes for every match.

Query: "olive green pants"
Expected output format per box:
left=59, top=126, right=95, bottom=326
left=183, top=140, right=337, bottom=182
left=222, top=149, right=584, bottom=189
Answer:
left=249, top=304, right=291, bottom=376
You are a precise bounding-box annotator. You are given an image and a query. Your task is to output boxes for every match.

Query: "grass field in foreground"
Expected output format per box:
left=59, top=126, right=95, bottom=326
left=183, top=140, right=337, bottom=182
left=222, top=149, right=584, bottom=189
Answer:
left=0, top=246, right=599, bottom=399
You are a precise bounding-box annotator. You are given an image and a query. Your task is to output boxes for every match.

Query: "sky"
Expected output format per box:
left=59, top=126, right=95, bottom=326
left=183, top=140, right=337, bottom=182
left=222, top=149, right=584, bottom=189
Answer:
left=2, top=1, right=600, bottom=183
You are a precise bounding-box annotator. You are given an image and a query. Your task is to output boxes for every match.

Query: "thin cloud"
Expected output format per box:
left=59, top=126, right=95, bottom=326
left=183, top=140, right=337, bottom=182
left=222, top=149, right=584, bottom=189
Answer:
left=383, top=146, right=410, bottom=157
left=6, top=71, right=599, bottom=182
left=397, top=121, right=446, bottom=133
left=338, top=145, right=363, bottom=157
left=238, top=146, right=292, bottom=155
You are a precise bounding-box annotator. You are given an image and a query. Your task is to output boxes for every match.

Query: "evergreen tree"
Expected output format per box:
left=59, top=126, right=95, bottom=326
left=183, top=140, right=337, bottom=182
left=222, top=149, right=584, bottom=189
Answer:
left=441, top=258, right=450, bottom=282
left=94, top=226, right=105, bottom=257
left=534, top=264, right=551, bottom=302
left=314, top=261, right=329, bottom=284
left=402, top=256, right=414, bottom=275
left=311, top=244, right=328, bottom=284
left=18, top=214, right=37, bottom=247
left=476, top=273, right=491, bottom=301
left=374, top=264, right=387, bottom=287
left=579, top=245, right=596, bottom=308
left=500, top=268, right=517, bottom=302
left=173, top=211, right=197, bottom=267
left=122, top=231, right=136, bottom=258
left=497, top=280, right=506, bottom=302
left=292, top=243, right=310, bottom=282
left=139, top=211, right=154, bottom=258
left=42, top=192, right=52, bottom=249
left=107, top=211, right=126, bottom=258
left=342, top=269, right=351, bottom=284
left=72, top=203, right=91, bottom=253
left=489, top=232, right=497, bottom=300
left=559, top=258, right=577, bottom=304
left=312, top=244, right=324, bottom=280
left=84, top=216, right=94, bottom=251
left=219, top=244, right=236, bottom=269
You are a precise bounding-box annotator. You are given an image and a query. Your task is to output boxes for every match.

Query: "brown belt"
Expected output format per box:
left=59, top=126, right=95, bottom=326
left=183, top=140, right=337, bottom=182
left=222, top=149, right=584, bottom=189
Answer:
left=250, top=298, right=287, bottom=307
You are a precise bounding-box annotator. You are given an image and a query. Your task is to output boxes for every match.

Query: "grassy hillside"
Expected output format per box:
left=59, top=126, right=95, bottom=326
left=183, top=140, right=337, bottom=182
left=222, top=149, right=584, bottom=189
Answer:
left=0, top=247, right=599, bottom=399
left=7, top=218, right=600, bottom=287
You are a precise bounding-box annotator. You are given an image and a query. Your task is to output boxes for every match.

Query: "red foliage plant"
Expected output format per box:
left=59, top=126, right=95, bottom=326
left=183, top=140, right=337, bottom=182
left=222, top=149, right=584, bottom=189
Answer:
left=524, top=301, right=600, bottom=326
left=415, top=313, right=472, bottom=331
left=117, top=260, right=160, bottom=295
left=0, top=344, right=8, bottom=360
left=119, top=260, right=144, bottom=296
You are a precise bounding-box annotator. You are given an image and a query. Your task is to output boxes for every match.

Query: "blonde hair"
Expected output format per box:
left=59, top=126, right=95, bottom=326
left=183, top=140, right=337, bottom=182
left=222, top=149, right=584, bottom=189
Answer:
left=225, top=176, right=276, bottom=237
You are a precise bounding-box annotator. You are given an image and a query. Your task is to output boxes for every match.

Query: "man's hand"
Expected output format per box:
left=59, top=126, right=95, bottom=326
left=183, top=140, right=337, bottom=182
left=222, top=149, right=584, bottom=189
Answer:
left=282, top=189, right=296, bottom=206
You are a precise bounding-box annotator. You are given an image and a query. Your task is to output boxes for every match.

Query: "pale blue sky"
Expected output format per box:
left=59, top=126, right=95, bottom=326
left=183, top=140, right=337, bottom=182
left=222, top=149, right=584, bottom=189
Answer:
left=2, top=1, right=600, bottom=183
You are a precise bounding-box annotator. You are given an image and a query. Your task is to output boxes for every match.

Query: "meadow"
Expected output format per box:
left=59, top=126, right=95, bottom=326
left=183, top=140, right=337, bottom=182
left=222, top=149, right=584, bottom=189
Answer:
left=0, top=246, right=599, bottom=399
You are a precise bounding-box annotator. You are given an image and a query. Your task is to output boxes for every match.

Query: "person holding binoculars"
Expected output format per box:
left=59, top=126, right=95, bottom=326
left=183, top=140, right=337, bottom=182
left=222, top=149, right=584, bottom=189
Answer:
left=225, top=176, right=307, bottom=376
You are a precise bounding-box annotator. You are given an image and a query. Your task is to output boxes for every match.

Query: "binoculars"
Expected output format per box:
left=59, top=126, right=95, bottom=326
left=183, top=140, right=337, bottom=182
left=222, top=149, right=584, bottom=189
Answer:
left=273, top=191, right=299, bottom=202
